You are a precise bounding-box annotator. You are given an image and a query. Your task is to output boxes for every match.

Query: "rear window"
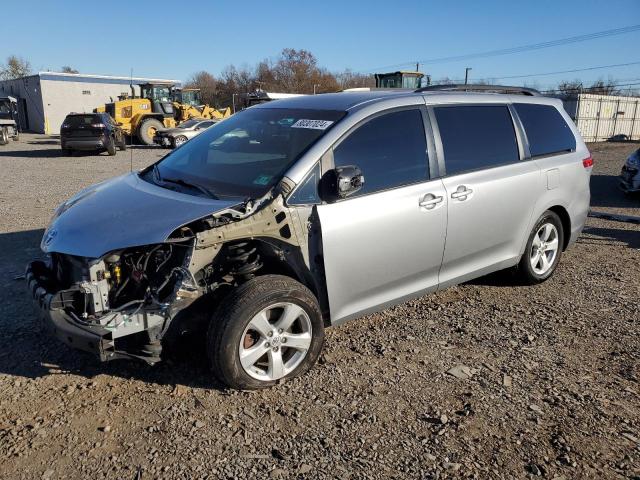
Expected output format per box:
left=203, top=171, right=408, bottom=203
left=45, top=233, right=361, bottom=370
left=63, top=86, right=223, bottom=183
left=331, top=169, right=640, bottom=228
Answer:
left=64, top=114, right=101, bottom=127
left=435, top=105, right=519, bottom=176
left=514, top=103, right=576, bottom=157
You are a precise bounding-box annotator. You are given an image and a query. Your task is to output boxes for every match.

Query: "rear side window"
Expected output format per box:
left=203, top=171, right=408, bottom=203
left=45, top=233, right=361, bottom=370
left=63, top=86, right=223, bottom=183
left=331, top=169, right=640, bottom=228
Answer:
left=333, top=109, right=428, bottom=196
left=514, top=103, right=576, bottom=157
left=435, top=105, right=519, bottom=175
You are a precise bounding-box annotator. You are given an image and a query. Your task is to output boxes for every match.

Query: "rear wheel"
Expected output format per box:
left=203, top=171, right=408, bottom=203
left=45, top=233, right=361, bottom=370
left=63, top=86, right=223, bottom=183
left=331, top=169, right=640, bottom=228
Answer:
left=207, top=275, right=325, bottom=390
left=515, top=211, right=564, bottom=284
left=137, top=118, right=164, bottom=146
left=12, top=131, right=19, bottom=141
left=118, top=136, right=127, bottom=151
left=106, top=136, right=117, bottom=156
left=0, top=127, right=8, bottom=145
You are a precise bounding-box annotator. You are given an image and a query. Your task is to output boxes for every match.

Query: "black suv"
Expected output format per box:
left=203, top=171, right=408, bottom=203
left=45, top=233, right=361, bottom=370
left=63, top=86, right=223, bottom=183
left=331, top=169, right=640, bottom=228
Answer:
left=60, top=113, right=126, bottom=156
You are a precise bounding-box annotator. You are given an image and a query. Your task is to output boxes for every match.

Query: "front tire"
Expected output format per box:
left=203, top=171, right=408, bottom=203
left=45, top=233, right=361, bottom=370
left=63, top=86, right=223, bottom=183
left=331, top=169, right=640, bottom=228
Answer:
left=207, top=275, right=325, bottom=390
left=515, top=210, right=564, bottom=285
left=173, top=135, right=188, bottom=148
left=137, top=118, right=164, bottom=146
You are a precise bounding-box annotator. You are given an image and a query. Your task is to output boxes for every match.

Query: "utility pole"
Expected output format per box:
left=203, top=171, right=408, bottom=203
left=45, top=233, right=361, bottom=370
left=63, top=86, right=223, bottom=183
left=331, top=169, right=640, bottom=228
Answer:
left=416, top=62, right=420, bottom=72
left=464, top=67, right=472, bottom=85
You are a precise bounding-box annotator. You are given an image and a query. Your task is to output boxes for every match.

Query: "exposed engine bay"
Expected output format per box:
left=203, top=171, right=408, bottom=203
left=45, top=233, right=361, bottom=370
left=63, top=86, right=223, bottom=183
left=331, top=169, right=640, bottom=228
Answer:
left=26, top=189, right=324, bottom=364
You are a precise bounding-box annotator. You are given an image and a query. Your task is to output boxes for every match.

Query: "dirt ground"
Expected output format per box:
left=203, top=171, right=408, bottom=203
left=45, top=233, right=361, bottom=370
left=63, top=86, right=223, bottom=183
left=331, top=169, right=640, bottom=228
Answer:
left=0, top=135, right=638, bottom=479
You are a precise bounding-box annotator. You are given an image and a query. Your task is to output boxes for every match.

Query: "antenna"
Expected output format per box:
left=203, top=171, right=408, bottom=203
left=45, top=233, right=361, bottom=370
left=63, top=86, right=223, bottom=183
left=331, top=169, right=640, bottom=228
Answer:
left=130, top=67, right=133, bottom=173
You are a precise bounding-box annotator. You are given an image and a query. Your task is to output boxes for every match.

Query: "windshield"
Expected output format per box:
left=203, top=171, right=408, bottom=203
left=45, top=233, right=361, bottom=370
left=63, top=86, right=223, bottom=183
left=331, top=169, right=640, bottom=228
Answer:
left=148, top=107, right=345, bottom=198
left=0, top=100, right=11, bottom=114
left=64, top=114, right=101, bottom=126
left=177, top=119, right=201, bottom=129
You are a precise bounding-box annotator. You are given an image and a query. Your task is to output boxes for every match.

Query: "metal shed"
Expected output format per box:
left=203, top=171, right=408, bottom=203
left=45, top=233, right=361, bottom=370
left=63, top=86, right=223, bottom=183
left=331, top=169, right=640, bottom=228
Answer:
left=561, top=93, right=640, bottom=142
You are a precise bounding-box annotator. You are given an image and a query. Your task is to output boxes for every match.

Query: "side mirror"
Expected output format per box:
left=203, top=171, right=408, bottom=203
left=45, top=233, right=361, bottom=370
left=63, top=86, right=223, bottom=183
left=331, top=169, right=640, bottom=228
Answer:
left=321, top=165, right=365, bottom=200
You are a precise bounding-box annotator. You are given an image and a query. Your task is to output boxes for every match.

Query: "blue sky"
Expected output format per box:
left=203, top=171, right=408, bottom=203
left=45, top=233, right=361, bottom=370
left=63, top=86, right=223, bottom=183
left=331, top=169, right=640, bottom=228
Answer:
left=4, top=0, right=640, bottom=89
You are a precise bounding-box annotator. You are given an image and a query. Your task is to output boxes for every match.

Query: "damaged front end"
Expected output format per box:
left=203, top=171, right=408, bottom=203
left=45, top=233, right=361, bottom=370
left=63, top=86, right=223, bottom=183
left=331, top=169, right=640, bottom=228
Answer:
left=26, top=187, right=316, bottom=364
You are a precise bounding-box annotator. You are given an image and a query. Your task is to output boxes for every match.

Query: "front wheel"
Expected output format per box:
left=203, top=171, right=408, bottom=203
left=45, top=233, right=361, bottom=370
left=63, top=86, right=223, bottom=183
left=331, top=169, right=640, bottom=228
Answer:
left=207, top=275, right=325, bottom=390
left=173, top=135, right=188, bottom=148
left=137, top=118, right=164, bottom=146
left=515, top=210, right=564, bottom=285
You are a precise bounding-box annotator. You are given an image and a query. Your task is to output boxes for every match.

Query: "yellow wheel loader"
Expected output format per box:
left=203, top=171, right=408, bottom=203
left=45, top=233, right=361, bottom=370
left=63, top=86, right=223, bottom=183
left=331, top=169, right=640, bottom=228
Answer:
left=96, top=84, right=231, bottom=145
left=172, top=88, right=231, bottom=122
left=98, top=83, right=177, bottom=145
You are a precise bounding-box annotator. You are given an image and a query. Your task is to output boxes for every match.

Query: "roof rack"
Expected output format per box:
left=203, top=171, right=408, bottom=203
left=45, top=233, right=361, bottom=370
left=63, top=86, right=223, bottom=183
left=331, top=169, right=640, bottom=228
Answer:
left=415, top=84, right=541, bottom=96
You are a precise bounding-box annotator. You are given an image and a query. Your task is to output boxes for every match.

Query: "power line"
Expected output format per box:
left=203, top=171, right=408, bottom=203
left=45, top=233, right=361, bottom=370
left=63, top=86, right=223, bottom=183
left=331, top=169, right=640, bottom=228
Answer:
left=363, top=24, right=640, bottom=72
left=485, top=60, right=640, bottom=81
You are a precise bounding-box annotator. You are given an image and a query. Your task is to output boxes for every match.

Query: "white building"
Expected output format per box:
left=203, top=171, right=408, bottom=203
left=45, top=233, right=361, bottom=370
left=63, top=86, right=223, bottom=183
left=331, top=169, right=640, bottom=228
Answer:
left=0, top=72, right=180, bottom=134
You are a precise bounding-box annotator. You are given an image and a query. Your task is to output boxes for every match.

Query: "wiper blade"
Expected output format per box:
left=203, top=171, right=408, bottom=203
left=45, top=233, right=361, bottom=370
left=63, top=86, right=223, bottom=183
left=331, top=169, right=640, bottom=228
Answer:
left=161, top=177, right=220, bottom=200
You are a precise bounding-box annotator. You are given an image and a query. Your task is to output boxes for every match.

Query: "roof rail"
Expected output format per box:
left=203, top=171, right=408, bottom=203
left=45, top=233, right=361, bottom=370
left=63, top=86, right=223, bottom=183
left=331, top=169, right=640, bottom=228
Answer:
left=415, top=84, right=541, bottom=96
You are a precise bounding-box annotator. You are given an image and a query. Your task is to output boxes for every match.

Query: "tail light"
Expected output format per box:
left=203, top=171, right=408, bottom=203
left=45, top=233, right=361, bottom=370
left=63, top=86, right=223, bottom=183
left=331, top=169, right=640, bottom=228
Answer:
left=582, top=155, right=593, bottom=168
left=91, top=123, right=106, bottom=128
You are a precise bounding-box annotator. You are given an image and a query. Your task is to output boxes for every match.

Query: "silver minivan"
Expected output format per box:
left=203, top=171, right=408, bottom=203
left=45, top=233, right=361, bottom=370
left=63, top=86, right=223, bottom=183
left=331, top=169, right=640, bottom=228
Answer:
left=27, top=86, right=592, bottom=389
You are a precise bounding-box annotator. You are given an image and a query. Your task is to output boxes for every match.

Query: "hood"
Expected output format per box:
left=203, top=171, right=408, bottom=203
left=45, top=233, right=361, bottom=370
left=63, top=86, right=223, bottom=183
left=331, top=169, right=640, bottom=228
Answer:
left=42, top=172, right=241, bottom=258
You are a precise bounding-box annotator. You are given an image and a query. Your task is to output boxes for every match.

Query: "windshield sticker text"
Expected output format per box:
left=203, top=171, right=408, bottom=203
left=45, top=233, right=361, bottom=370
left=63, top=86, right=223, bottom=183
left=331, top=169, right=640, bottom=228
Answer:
left=291, top=119, right=334, bottom=130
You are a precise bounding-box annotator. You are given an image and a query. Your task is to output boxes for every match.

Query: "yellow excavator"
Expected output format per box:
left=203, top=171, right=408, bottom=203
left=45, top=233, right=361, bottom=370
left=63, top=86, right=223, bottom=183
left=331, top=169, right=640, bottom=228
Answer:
left=96, top=83, right=230, bottom=145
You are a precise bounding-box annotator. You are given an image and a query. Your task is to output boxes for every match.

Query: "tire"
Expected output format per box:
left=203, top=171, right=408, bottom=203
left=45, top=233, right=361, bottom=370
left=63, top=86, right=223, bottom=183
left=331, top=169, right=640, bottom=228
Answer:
left=207, top=275, right=325, bottom=390
left=515, top=210, right=564, bottom=285
left=12, top=131, right=19, bottom=141
left=118, top=136, right=127, bottom=151
left=137, top=118, right=164, bottom=146
left=106, top=136, right=117, bottom=156
left=0, top=127, right=8, bottom=145
left=173, top=135, right=188, bottom=148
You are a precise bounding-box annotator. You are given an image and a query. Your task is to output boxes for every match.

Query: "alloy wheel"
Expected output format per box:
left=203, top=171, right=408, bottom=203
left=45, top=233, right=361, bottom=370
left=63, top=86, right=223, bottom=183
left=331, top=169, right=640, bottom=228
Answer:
left=530, top=223, right=559, bottom=275
left=238, top=302, right=312, bottom=381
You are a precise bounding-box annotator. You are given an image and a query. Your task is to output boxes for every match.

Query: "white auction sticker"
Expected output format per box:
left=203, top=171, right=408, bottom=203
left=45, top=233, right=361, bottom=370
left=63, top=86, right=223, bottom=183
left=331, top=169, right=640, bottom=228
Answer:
left=291, top=119, right=334, bottom=130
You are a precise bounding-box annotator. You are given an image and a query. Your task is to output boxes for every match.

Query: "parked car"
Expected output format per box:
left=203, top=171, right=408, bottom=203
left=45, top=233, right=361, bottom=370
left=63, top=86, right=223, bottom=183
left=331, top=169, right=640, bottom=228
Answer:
left=620, top=147, right=640, bottom=193
left=60, top=112, right=126, bottom=155
left=27, top=86, right=591, bottom=390
left=154, top=118, right=219, bottom=148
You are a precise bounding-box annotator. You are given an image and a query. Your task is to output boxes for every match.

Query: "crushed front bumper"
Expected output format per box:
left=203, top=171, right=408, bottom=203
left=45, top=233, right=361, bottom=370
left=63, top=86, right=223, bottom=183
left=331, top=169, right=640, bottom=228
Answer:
left=26, top=260, right=120, bottom=361
left=153, top=134, right=172, bottom=147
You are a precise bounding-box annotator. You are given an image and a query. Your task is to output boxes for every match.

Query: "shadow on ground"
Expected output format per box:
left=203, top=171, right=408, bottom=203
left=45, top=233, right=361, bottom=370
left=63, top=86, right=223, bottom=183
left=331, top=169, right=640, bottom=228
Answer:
left=590, top=174, right=640, bottom=209
left=579, top=225, right=640, bottom=250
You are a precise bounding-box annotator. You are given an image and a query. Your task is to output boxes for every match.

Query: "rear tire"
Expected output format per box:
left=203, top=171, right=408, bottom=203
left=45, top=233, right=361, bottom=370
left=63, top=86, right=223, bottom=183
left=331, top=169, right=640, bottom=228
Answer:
left=137, top=118, right=164, bottom=146
left=118, top=137, right=127, bottom=151
left=515, top=210, right=564, bottom=285
left=106, top=136, right=117, bottom=156
left=207, top=275, right=325, bottom=390
left=0, top=127, right=8, bottom=145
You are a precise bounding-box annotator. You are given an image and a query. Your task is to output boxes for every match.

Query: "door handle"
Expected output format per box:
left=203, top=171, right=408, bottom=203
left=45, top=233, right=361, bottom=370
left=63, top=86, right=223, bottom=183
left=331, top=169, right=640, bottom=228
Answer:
left=451, top=185, right=473, bottom=201
left=419, top=193, right=443, bottom=210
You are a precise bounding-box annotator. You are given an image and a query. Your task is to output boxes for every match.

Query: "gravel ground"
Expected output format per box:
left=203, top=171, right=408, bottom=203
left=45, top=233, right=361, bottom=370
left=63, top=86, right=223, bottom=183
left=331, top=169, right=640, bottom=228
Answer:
left=0, top=135, right=638, bottom=480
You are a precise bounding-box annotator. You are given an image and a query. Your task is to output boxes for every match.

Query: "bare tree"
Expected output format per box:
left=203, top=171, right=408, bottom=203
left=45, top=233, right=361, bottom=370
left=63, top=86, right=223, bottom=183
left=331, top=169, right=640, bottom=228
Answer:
left=335, top=69, right=375, bottom=89
left=257, top=49, right=339, bottom=94
left=588, top=78, right=618, bottom=95
left=60, top=66, right=79, bottom=74
left=0, top=55, right=32, bottom=80
left=557, top=80, right=584, bottom=95
left=185, top=71, right=218, bottom=105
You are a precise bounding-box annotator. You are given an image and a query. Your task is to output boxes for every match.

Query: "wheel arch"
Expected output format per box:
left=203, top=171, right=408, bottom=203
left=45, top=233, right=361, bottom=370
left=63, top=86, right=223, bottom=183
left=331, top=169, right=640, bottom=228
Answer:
left=547, top=205, right=571, bottom=251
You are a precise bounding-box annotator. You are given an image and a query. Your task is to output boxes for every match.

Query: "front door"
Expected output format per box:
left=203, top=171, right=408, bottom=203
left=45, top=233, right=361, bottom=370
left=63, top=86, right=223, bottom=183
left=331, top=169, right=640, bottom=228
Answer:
left=317, top=108, right=447, bottom=324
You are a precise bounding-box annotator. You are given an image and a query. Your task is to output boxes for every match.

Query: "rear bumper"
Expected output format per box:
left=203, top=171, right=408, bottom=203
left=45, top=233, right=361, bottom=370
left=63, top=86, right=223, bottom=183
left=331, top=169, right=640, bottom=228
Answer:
left=62, top=137, right=106, bottom=150
left=25, top=260, right=117, bottom=361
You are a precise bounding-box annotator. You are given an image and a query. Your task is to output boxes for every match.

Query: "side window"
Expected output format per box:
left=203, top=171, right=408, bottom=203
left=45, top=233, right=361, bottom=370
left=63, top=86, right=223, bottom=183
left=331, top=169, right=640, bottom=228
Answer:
left=435, top=105, right=519, bottom=176
left=288, top=162, right=321, bottom=205
left=333, top=109, right=428, bottom=196
left=514, top=103, right=576, bottom=157
left=198, top=121, right=215, bottom=129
